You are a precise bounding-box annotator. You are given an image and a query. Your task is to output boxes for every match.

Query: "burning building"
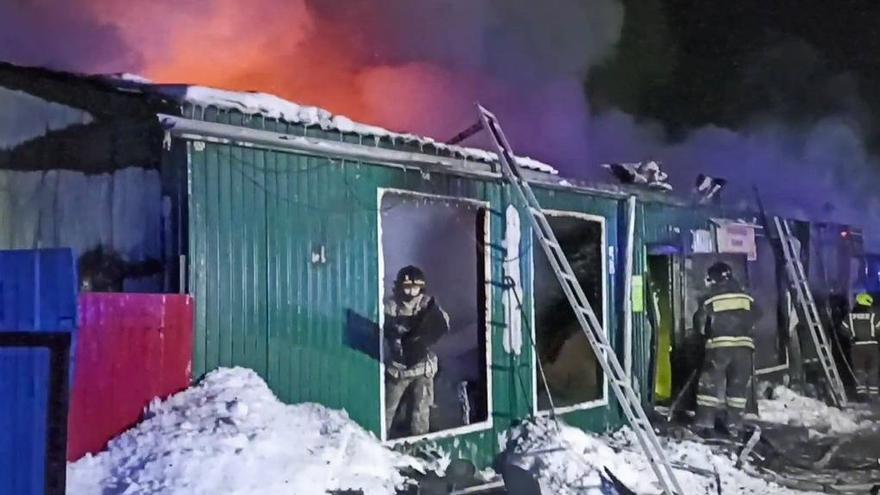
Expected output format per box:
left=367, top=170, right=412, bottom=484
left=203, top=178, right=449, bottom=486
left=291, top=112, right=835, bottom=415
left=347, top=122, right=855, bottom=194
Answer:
left=0, top=60, right=871, bottom=474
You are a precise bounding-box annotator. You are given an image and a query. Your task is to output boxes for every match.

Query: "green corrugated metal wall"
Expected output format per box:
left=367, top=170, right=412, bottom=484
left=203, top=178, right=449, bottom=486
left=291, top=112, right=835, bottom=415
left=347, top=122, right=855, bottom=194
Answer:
left=187, top=141, right=524, bottom=465
left=183, top=107, right=638, bottom=468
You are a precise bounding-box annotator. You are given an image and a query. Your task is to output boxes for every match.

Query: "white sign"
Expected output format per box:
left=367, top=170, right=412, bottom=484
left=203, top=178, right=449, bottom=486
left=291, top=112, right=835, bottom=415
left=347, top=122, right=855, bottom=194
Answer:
left=716, top=223, right=758, bottom=261
left=691, top=229, right=715, bottom=253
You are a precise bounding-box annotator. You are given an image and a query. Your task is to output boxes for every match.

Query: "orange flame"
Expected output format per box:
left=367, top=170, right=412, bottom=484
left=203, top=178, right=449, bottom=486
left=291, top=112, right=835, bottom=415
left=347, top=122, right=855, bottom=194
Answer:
left=85, top=0, right=486, bottom=138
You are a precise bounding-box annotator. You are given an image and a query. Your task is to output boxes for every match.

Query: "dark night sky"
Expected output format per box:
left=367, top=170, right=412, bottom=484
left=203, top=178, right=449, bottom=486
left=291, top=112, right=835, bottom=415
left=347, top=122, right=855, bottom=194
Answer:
left=590, top=0, right=880, bottom=148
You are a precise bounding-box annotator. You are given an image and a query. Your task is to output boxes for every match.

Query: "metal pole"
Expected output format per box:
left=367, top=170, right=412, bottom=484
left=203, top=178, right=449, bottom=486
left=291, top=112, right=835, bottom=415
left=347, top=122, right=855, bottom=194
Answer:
left=624, top=195, right=637, bottom=384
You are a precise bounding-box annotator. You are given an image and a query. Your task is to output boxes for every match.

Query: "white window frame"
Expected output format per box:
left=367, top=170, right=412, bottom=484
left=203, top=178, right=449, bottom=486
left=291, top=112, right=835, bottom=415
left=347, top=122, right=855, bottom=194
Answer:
left=531, top=209, right=610, bottom=416
left=377, top=188, right=494, bottom=444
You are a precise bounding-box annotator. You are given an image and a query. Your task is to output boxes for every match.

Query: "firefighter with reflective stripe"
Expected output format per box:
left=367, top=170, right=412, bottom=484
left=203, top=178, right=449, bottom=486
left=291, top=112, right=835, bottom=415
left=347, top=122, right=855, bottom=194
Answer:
left=841, top=293, right=880, bottom=400
left=383, top=266, right=450, bottom=437
left=692, top=262, right=761, bottom=437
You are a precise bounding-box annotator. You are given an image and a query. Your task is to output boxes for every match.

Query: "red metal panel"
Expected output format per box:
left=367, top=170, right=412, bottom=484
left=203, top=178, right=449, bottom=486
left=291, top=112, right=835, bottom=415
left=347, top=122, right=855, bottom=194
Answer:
left=67, top=294, right=193, bottom=461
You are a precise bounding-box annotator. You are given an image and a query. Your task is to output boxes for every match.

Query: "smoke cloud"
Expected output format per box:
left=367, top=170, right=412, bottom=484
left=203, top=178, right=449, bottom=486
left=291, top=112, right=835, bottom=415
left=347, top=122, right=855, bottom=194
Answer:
left=1, top=1, right=878, bottom=247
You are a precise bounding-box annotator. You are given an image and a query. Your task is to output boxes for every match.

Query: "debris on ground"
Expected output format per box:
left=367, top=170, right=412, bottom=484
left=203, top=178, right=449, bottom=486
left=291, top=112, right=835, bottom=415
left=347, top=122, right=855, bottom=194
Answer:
left=757, top=385, right=875, bottom=435
left=500, top=416, right=819, bottom=494
left=68, top=368, right=880, bottom=494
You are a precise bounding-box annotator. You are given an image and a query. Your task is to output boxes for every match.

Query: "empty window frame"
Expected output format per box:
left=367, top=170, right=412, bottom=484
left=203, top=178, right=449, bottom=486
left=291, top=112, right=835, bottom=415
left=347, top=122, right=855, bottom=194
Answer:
left=378, top=189, right=492, bottom=442
left=532, top=211, right=608, bottom=413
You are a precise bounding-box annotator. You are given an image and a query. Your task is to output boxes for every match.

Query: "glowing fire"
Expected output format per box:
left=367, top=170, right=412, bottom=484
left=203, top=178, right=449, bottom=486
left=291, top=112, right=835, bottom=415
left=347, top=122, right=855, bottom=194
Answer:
left=82, top=0, right=488, bottom=139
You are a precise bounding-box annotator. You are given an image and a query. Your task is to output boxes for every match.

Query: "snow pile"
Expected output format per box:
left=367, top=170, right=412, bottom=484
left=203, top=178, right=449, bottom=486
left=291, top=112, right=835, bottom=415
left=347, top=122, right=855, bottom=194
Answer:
left=148, top=84, right=558, bottom=175
left=503, top=417, right=819, bottom=495
left=758, top=385, right=875, bottom=434
left=67, top=367, right=418, bottom=495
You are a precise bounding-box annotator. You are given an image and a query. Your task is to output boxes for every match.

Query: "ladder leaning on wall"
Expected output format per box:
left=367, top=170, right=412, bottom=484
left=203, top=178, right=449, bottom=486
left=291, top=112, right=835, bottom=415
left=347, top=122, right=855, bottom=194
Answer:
left=772, top=217, right=848, bottom=407
left=464, top=104, right=684, bottom=495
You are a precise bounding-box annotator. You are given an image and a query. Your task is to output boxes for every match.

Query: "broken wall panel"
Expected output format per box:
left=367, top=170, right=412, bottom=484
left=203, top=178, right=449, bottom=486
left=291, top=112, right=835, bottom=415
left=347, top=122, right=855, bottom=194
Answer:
left=533, top=213, right=606, bottom=410
left=750, top=235, right=786, bottom=373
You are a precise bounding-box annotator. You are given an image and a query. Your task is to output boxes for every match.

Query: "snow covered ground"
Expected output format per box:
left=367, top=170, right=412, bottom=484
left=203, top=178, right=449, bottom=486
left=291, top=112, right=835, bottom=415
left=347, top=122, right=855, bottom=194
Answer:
left=503, top=417, right=822, bottom=495
left=757, top=385, right=876, bottom=435
left=67, top=368, right=419, bottom=495
left=69, top=368, right=840, bottom=495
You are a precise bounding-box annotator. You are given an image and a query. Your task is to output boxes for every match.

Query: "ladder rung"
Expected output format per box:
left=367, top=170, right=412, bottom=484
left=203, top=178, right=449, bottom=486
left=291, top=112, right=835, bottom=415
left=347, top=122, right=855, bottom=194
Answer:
left=543, top=239, right=561, bottom=250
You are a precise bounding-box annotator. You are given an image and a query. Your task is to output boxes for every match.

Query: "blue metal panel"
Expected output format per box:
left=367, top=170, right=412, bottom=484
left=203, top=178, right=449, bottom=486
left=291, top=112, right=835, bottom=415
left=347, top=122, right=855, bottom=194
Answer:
left=0, top=249, right=78, bottom=332
left=0, top=347, right=50, bottom=495
left=0, top=248, right=78, bottom=495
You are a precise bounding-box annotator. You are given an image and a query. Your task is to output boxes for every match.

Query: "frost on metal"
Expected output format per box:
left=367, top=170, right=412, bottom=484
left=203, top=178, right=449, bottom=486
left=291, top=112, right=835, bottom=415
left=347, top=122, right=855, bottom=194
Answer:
left=0, top=86, right=93, bottom=149
left=503, top=205, right=524, bottom=356
left=148, top=84, right=558, bottom=175
left=0, top=167, right=162, bottom=264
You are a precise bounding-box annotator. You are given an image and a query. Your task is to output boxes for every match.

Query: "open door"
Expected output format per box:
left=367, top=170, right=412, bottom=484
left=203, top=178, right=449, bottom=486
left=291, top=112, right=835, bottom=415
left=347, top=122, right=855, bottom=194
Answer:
left=649, top=251, right=750, bottom=412
left=647, top=254, right=675, bottom=404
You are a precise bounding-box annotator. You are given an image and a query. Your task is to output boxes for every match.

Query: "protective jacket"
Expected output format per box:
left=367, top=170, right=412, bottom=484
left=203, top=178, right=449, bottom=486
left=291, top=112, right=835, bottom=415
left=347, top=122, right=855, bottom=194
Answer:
left=693, top=279, right=760, bottom=350
left=384, top=295, right=449, bottom=367
left=842, top=305, right=880, bottom=344
left=842, top=304, right=880, bottom=398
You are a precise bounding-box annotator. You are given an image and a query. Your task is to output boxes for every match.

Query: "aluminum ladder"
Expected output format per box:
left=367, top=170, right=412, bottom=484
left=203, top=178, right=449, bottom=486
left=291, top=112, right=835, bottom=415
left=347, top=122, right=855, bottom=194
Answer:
left=773, top=217, right=848, bottom=406
left=475, top=105, right=684, bottom=494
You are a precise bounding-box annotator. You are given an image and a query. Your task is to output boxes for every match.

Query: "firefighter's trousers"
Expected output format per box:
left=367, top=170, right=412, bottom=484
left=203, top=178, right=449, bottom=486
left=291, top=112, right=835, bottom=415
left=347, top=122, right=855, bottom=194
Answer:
left=851, top=342, right=879, bottom=398
left=385, top=354, right=437, bottom=436
left=695, top=345, right=753, bottom=430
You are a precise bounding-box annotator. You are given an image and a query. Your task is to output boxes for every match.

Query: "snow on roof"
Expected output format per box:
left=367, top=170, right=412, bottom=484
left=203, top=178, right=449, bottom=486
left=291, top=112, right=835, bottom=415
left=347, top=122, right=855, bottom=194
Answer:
left=156, top=85, right=558, bottom=175
left=105, top=73, right=154, bottom=84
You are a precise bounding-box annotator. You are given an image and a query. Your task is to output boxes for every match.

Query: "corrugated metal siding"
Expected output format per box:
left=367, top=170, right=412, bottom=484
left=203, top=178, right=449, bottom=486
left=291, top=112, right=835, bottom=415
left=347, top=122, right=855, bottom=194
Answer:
left=189, top=138, right=268, bottom=377
left=642, top=202, right=714, bottom=247
left=0, top=248, right=77, bottom=495
left=187, top=136, right=534, bottom=465
left=183, top=107, right=648, bottom=467
left=68, top=294, right=193, bottom=461
left=0, top=347, right=50, bottom=495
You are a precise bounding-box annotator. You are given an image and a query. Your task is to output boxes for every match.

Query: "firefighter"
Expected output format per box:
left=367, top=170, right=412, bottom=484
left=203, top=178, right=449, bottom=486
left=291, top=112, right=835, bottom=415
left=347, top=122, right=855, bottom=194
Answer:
left=841, top=292, right=880, bottom=400
left=383, top=266, right=450, bottom=437
left=692, top=262, right=760, bottom=437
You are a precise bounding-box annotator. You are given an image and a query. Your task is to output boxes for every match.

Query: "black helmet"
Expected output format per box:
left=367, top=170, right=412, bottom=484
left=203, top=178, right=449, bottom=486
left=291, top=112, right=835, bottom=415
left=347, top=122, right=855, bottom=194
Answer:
left=395, top=265, right=426, bottom=288
left=706, top=262, right=733, bottom=284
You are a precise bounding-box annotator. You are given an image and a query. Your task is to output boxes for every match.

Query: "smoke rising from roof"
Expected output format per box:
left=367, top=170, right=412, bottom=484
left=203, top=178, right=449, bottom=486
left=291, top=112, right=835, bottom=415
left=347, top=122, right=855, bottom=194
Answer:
left=1, top=1, right=878, bottom=247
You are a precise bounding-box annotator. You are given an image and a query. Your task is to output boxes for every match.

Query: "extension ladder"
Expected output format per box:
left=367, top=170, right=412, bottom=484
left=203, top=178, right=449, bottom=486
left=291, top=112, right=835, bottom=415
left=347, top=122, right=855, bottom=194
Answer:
left=474, top=105, right=684, bottom=494
left=773, top=217, right=848, bottom=406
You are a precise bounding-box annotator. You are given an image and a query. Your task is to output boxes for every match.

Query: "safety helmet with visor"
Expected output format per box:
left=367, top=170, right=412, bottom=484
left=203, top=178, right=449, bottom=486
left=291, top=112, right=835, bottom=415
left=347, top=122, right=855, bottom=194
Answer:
left=705, top=261, right=733, bottom=287
left=856, top=292, right=874, bottom=307
left=395, top=265, right=426, bottom=300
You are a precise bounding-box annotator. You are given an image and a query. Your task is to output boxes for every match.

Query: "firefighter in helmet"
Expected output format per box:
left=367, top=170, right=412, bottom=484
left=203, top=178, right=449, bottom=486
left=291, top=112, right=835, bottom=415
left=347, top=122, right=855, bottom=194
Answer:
left=842, top=292, right=880, bottom=400
left=383, top=266, right=450, bottom=437
left=692, top=262, right=761, bottom=437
